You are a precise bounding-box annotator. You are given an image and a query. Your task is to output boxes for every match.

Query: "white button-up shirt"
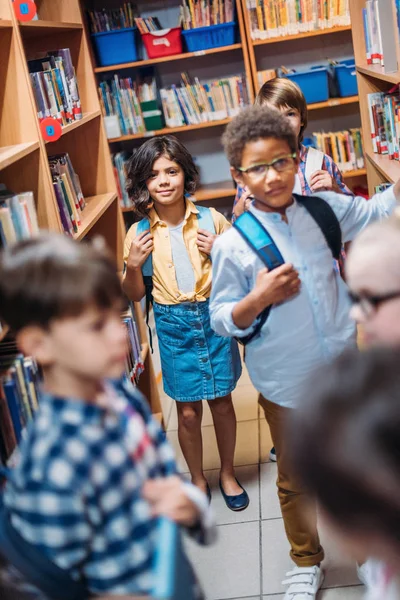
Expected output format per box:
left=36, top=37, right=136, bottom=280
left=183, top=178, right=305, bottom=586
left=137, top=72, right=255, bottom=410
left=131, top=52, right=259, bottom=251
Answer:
left=210, top=188, right=396, bottom=407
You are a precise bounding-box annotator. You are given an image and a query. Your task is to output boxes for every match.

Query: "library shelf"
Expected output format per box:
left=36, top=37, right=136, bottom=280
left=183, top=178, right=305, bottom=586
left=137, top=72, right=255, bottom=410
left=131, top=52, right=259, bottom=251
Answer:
left=356, top=65, right=400, bottom=85
left=252, top=25, right=351, bottom=46
left=44, top=111, right=101, bottom=144
left=0, top=141, right=40, bottom=170
left=366, top=152, right=400, bottom=184
left=194, top=180, right=236, bottom=201
left=74, top=192, right=117, bottom=240
left=342, top=168, right=367, bottom=179
left=109, top=117, right=232, bottom=143
left=0, top=19, right=12, bottom=28
left=94, top=43, right=243, bottom=73
left=19, top=20, right=83, bottom=35
left=0, top=326, right=10, bottom=344
left=141, top=342, right=149, bottom=362
left=308, top=95, right=359, bottom=111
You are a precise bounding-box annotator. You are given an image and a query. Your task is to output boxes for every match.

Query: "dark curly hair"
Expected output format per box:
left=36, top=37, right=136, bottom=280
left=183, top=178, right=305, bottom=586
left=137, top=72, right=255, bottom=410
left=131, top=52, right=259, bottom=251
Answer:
left=126, top=135, right=199, bottom=218
left=222, top=105, right=297, bottom=170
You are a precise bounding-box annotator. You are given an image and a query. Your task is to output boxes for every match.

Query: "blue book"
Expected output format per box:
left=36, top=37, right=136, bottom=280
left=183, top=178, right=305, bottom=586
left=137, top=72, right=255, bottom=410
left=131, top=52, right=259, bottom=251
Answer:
left=362, top=8, right=372, bottom=64
left=3, top=380, right=23, bottom=444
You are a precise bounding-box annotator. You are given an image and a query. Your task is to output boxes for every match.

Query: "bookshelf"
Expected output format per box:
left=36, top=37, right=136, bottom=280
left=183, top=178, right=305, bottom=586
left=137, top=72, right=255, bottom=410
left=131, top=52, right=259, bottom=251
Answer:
left=350, top=0, right=400, bottom=194
left=0, top=0, right=162, bottom=421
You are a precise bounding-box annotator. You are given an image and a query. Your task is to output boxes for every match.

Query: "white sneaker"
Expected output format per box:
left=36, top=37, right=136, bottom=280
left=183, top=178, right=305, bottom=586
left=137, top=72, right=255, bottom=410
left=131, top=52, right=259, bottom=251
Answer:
left=357, top=559, right=380, bottom=588
left=282, top=565, right=324, bottom=599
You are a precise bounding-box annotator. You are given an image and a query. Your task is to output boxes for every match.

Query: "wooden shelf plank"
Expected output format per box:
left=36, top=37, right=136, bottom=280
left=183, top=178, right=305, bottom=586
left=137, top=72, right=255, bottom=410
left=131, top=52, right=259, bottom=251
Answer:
left=20, top=20, right=83, bottom=36
left=0, top=20, right=13, bottom=28
left=94, top=43, right=242, bottom=73
left=74, top=192, right=117, bottom=240
left=252, top=25, right=351, bottom=46
left=356, top=65, right=400, bottom=84
left=0, top=141, right=40, bottom=170
left=308, top=95, right=359, bottom=111
left=366, top=152, right=400, bottom=183
left=109, top=117, right=232, bottom=143
left=342, top=168, right=367, bottom=179
left=45, top=111, right=101, bottom=144
left=0, top=325, right=10, bottom=343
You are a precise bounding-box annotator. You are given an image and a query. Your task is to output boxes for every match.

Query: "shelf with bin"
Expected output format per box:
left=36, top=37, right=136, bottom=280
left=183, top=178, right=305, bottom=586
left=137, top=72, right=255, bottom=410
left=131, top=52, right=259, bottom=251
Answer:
left=307, top=95, right=359, bottom=112
left=251, top=25, right=352, bottom=46
left=108, top=117, right=233, bottom=143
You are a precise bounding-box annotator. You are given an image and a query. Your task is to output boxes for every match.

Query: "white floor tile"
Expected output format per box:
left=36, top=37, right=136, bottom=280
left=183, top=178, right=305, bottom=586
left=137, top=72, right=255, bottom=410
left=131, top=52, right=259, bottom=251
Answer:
left=185, top=521, right=261, bottom=600
left=206, top=464, right=260, bottom=526
left=260, top=463, right=281, bottom=520
left=259, top=419, right=274, bottom=463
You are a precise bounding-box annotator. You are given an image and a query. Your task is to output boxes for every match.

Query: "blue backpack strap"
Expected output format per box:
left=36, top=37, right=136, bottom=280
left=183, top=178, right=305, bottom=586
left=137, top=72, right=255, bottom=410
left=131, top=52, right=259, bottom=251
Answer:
left=233, top=212, right=285, bottom=346
left=136, top=218, right=154, bottom=353
left=196, top=205, right=216, bottom=234
left=137, top=217, right=153, bottom=277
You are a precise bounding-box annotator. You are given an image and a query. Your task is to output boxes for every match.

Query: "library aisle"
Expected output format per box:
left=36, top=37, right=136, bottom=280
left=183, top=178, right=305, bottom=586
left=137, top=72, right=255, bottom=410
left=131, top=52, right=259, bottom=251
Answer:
left=161, top=367, right=363, bottom=600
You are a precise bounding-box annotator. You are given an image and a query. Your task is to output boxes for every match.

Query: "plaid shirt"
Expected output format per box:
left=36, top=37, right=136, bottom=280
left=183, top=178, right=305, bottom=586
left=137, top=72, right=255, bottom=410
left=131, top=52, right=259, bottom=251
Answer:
left=232, top=145, right=352, bottom=220
left=3, top=379, right=212, bottom=595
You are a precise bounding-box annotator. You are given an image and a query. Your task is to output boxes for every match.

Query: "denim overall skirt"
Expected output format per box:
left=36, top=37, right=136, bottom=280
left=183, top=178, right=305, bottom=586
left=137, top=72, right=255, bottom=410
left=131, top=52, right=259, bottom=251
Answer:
left=153, top=299, right=242, bottom=402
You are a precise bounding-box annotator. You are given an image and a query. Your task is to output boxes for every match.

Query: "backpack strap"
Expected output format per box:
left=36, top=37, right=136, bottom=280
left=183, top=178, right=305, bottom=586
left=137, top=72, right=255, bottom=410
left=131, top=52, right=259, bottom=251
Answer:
left=137, top=217, right=154, bottom=352
left=196, top=205, right=216, bottom=235
left=233, top=212, right=285, bottom=346
left=294, top=193, right=342, bottom=260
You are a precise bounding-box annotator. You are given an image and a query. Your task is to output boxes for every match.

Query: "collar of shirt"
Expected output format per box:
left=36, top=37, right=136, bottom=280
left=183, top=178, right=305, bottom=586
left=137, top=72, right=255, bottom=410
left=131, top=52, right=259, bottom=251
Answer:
left=147, top=198, right=199, bottom=229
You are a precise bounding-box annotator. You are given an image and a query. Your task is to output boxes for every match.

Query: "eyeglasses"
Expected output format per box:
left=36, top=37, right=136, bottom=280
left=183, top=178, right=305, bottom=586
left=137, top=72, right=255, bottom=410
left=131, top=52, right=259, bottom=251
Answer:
left=237, top=154, right=297, bottom=180
left=348, top=290, right=400, bottom=317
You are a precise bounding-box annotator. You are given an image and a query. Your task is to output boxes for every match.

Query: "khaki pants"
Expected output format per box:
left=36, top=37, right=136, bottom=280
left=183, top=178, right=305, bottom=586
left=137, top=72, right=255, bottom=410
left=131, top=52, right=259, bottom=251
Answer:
left=259, top=394, right=324, bottom=567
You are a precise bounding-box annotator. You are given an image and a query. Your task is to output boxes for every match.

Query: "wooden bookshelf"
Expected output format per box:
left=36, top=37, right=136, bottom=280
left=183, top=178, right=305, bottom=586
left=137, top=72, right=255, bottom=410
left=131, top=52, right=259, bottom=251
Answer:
left=251, top=25, right=352, bottom=46
left=350, top=0, right=400, bottom=194
left=307, top=95, right=359, bottom=111
left=342, top=168, right=367, bottom=179
left=0, top=0, right=161, bottom=418
left=109, top=117, right=233, bottom=143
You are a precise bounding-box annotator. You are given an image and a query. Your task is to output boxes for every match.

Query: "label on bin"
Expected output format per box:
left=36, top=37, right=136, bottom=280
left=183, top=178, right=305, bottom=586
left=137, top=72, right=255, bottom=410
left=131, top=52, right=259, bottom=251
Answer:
left=153, top=38, right=170, bottom=47
left=328, top=99, right=340, bottom=106
left=144, top=131, right=155, bottom=138
left=194, top=50, right=206, bottom=56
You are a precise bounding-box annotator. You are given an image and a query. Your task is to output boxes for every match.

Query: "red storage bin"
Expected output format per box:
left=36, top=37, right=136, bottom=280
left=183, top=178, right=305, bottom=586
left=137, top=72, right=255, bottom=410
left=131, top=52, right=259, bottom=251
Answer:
left=142, top=27, right=182, bottom=59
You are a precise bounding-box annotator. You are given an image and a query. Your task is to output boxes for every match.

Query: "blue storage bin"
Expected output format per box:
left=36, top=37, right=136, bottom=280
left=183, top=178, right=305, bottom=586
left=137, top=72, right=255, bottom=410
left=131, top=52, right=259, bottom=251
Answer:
left=91, top=27, right=139, bottom=67
left=284, top=66, right=329, bottom=104
left=333, top=59, right=358, bottom=97
left=182, top=22, right=236, bottom=52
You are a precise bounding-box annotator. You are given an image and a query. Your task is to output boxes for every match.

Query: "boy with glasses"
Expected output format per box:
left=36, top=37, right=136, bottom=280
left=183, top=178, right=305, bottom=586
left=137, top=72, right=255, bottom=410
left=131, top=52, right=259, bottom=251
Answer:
left=210, top=105, right=400, bottom=600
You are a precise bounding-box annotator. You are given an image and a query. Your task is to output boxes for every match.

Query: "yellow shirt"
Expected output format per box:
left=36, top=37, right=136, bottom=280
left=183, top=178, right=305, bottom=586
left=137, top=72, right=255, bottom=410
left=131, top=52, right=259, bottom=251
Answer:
left=123, top=200, right=230, bottom=305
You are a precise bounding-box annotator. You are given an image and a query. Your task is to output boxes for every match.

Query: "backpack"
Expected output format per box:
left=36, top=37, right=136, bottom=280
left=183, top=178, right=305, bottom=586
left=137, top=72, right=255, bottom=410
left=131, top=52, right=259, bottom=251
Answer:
left=136, top=205, right=216, bottom=349
left=234, top=193, right=342, bottom=346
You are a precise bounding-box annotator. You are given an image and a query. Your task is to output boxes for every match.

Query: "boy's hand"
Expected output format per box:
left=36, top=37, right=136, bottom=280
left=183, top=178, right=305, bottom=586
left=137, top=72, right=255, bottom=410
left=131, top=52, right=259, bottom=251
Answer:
left=233, top=190, right=253, bottom=219
left=309, top=170, right=333, bottom=192
left=253, top=264, right=301, bottom=310
left=127, top=230, right=154, bottom=271
left=142, top=476, right=200, bottom=527
left=197, top=229, right=217, bottom=255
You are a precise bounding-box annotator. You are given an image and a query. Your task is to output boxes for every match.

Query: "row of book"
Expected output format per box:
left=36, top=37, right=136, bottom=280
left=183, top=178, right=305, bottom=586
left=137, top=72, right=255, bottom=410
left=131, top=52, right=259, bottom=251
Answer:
left=246, top=0, right=350, bottom=40
left=50, top=153, right=86, bottom=236
left=368, top=92, right=400, bottom=161
left=113, top=152, right=132, bottom=208
left=87, top=3, right=135, bottom=34
left=312, top=128, right=365, bottom=173
left=180, top=0, right=234, bottom=29
left=0, top=337, right=41, bottom=465
left=160, top=73, right=250, bottom=127
left=0, top=188, right=39, bottom=249
left=99, top=76, right=147, bottom=137
left=257, top=68, right=277, bottom=88
left=134, top=16, right=164, bottom=34
left=362, top=1, right=384, bottom=66
left=29, top=48, right=82, bottom=126
left=123, top=310, right=144, bottom=385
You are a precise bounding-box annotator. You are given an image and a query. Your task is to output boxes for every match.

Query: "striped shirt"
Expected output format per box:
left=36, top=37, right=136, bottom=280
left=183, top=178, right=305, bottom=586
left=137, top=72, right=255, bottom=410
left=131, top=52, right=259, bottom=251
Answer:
left=3, top=379, right=213, bottom=595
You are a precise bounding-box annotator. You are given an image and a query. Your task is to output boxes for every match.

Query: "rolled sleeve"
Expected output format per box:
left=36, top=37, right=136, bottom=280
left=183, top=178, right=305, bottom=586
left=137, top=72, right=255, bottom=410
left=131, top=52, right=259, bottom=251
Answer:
left=210, top=233, right=256, bottom=338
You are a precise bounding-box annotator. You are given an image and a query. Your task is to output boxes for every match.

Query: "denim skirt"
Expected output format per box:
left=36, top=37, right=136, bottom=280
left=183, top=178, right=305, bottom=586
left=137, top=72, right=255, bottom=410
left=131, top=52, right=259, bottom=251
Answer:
left=153, top=300, right=242, bottom=402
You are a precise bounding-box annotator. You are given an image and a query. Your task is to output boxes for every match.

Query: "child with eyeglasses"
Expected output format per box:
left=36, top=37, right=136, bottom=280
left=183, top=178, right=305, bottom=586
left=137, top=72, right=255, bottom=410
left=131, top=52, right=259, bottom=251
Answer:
left=209, top=105, right=400, bottom=600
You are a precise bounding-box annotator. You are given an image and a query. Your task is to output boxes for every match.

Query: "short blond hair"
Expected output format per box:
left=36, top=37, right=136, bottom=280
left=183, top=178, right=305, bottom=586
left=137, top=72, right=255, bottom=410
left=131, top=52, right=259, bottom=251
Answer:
left=255, top=78, right=308, bottom=144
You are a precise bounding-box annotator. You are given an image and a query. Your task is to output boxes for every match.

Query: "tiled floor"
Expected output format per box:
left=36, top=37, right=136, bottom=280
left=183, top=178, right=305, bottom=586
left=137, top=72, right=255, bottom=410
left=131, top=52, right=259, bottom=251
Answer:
left=162, top=365, right=364, bottom=600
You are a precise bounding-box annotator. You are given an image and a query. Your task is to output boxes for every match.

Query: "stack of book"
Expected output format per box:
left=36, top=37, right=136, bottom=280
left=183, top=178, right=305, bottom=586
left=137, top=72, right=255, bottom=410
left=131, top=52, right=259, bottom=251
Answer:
left=87, top=3, right=136, bottom=34
left=161, top=73, right=250, bottom=126
left=247, top=0, right=350, bottom=41
left=99, top=76, right=146, bottom=136
left=134, top=16, right=163, bottom=33
left=0, top=338, right=41, bottom=465
left=312, top=128, right=364, bottom=173
left=123, top=310, right=144, bottom=385
left=0, top=189, right=39, bottom=248
left=180, top=0, right=234, bottom=29
left=113, top=152, right=132, bottom=208
left=29, top=49, right=82, bottom=125
left=257, top=68, right=277, bottom=88
left=49, top=153, right=86, bottom=236
left=368, top=92, right=400, bottom=160
left=362, top=1, right=384, bottom=66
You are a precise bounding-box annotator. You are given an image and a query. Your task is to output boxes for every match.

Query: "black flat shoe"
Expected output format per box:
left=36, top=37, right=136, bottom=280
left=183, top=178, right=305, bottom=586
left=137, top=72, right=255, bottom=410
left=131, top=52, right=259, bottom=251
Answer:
left=219, top=478, right=249, bottom=512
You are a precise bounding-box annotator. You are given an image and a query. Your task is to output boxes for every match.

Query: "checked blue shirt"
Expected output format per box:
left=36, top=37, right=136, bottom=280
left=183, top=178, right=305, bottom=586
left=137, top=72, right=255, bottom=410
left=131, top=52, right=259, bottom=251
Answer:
left=3, top=379, right=212, bottom=595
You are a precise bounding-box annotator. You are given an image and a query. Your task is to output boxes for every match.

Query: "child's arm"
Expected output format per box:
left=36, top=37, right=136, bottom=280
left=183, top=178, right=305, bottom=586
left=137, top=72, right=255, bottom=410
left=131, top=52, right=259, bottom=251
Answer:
left=210, top=235, right=300, bottom=337
left=122, top=225, right=152, bottom=302
left=232, top=185, right=253, bottom=222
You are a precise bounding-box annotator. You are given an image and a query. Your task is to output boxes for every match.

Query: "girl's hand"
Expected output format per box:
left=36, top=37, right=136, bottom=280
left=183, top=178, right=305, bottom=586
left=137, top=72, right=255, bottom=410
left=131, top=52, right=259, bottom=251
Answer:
left=309, top=170, right=334, bottom=192
left=142, top=476, right=200, bottom=527
left=197, top=229, right=217, bottom=255
left=126, top=230, right=154, bottom=271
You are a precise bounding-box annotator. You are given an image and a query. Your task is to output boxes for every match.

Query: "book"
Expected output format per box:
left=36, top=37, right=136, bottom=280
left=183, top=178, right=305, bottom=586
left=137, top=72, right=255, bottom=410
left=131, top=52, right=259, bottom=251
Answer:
left=48, top=153, right=85, bottom=236
left=88, top=3, right=136, bottom=34
left=99, top=76, right=146, bottom=136
left=0, top=192, right=39, bottom=249
left=311, top=128, right=365, bottom=172
left=122, top=308, right=144, bottom=385
left=181, top=0, right=234, bottom=29
left=367, top=90, right=400, bottom=160
left=112, top=152, right=132, bottom=208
